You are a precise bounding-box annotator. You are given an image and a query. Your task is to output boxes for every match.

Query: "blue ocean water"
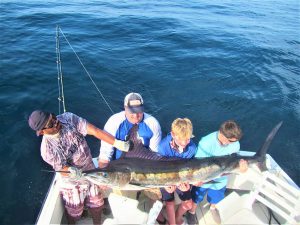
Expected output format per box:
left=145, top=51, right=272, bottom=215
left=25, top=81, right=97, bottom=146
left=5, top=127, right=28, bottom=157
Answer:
left=0, top=0, right=299, bottom=224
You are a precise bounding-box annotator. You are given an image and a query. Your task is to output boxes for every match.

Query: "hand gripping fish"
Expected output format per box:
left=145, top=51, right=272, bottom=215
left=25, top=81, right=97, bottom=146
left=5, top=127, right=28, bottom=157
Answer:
left=79, top=122, right=282, bottom=189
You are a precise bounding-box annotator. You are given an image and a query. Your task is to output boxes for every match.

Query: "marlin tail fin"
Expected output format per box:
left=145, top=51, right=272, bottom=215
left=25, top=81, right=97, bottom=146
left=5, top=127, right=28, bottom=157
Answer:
left=254, top=121, right=283, bottom=171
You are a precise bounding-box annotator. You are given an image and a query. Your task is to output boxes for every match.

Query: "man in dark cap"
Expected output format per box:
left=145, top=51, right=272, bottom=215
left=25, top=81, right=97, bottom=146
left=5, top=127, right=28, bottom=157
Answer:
left=98, top=92, right=162, bottom=168
left=29, top=110, right=129, bottom=225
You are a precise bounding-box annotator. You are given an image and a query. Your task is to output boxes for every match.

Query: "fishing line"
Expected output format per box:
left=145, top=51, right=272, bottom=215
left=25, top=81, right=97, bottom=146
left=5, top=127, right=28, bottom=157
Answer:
left=56, top=25, right=115, bottom=115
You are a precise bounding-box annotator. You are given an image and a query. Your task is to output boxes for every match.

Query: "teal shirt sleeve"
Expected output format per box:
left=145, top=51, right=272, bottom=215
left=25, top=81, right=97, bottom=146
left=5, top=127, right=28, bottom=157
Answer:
left=195, top=131, right=240, bottom=190
left=195, top=133, right=215, bottom=158
left=194, top=141, right=205, bottom=158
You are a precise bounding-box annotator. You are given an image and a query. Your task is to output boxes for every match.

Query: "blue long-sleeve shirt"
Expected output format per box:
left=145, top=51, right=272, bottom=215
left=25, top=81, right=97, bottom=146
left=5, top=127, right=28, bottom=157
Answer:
left=158, top=133, right=196, bottom=159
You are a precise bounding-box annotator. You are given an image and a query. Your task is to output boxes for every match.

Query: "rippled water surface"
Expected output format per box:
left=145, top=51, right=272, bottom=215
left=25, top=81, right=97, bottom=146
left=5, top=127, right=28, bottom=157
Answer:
left=0, top=0, right=299, bottom=224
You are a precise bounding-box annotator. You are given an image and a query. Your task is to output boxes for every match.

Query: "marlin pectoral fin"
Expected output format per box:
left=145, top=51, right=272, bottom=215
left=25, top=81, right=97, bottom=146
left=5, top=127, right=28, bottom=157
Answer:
left=204, top=180, right=220, bottom=184
left=221, top=172, right=239, bottom=176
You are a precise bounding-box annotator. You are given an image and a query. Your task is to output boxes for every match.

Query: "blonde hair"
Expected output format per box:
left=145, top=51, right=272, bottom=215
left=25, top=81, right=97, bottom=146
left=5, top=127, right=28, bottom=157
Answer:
left=171, top=118, right=193, bottom=140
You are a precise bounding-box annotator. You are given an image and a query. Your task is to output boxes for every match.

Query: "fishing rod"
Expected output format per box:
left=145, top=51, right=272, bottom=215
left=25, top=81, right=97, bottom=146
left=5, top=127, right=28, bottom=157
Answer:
left=55, top=25, right=115, bottom=115
left=42, top=26, right=115, bottom=176
left=56, top=25, right=67, bottom=114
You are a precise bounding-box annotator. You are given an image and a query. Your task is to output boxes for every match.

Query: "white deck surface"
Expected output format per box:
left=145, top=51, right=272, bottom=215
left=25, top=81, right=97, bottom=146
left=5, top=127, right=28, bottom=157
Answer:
left=75, top=190, right=278, bottom=225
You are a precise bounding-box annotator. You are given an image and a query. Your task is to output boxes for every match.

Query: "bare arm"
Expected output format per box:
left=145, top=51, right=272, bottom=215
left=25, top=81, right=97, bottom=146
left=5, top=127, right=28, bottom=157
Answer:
left=98, top=159, right=109, bottom=168
left=86, top=122, right=115, bottom=145
left=59, top=166, right=70, bottom=177
left=239, top=159, right=248, bottom=173
left=87, top=122, right=130, bottom=153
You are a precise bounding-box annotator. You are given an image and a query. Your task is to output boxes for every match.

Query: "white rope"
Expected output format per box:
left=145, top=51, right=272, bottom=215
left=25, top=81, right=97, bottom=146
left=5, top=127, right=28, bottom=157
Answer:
left=58, top=27, right=115, bottom=115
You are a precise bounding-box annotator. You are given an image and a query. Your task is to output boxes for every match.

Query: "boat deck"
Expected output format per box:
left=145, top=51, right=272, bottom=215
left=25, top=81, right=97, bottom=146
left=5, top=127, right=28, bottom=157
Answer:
left=72, top=188, right=279, bottom=225
left=37, top=153, right=300, bottom=225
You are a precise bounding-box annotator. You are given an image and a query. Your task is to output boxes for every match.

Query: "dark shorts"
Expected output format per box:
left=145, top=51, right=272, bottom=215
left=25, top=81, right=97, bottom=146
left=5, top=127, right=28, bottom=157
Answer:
left=191, top=186, right=226, bottom=204
left=160, top=187, right=192, bottom=202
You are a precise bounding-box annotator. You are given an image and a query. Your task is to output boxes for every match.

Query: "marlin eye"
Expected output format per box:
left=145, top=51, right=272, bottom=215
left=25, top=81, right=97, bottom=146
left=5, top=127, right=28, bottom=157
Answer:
left=101, top=172, right=108, bottom=178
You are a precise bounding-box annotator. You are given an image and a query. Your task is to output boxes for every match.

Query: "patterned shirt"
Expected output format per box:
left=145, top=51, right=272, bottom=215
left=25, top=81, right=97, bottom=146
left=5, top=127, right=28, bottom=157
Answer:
left=40, top=112, right=103, bottom=215
left=41, top=112, right=94, bottom=171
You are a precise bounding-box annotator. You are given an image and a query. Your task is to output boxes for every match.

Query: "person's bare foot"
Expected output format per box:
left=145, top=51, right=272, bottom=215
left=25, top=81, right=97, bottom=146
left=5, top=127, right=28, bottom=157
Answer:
left=210, top=208, right=221, bottom=224
left=185, top=211, right=198, bottom=224
left=175, top=217, right=184, bottom=225
left=156, top=218, right=167, bottom=224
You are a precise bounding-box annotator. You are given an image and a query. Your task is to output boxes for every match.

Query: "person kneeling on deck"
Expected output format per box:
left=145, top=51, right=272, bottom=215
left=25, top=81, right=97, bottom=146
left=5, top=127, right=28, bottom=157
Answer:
left=186, top=120, right=248, bottom=225
left=98, top=92, right=162, bottom=168
left=28, top=110, right=129, bottom=225
left=156, top=118, right=197, bottom=225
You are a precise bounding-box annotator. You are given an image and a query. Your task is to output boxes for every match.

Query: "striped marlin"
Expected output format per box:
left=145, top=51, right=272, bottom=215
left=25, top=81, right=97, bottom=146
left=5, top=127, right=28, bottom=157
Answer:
left=84, top=122, right=282, bottom=189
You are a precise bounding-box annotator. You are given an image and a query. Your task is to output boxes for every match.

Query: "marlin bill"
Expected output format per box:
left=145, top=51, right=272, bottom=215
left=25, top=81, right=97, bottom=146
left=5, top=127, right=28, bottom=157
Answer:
left=83, top=122, right=282, bottom=189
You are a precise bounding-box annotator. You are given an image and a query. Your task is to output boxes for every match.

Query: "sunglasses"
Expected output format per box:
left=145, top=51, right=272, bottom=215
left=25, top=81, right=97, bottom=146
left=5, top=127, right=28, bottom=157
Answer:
left=220, top=132, right=238, bottom=143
